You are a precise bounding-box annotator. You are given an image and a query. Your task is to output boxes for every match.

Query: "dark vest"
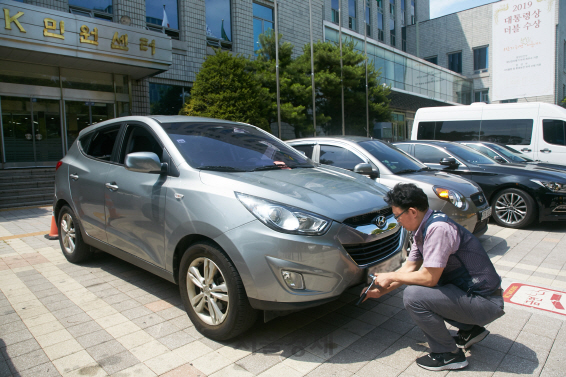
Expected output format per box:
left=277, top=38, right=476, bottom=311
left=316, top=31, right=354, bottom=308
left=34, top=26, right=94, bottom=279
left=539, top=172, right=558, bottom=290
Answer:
left=420, top=211, right=500, bottom=297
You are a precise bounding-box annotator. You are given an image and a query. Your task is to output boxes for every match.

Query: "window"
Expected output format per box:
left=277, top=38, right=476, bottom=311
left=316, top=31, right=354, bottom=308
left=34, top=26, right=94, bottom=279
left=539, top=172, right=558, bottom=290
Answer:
left=149, top=83, right=191, bottom=115
left=410, top=0, right=415, bottom=24
left=206, top=0, right=232, bottom=48
left=319, top=145, right=364, bottom=170
left=349, top=0, right=357, bottom=30
left=474, top=89, right=489, bottom=103
left=448, top=52, right=462, bottom=73
left=365, top=0, right=371, bottom=36
left=414, top=145, right=450, bottom=164
left=390, top=18, right=395, bottom=46
left=253, top=3, right=274, bottom=53
left=444, top=144, right=496, bottom=164
left=473, top=46, right=488, bottom=73
left=146, top=0, right=179, bottom=38
left=377, top=12, right=384, bottom=41
left=358, top=140, right=425, bottom=174
left=542, top=120, right=566, bottom=146
left=332, top=0, right=340, bottom=24
left=564, top=41, right=566, bottom=71
left=291, top=144, right=315, bottom=159
left=389, top=0, right=395, bottom=16
left=500, top=99, right=518, bottom=103
left=85, top=126, right=120, bottom=161
left=402, top=26, right=406, bottom=51
left=424, top=56, right=438, bottom=65
left=120, top=126, right=163, bottom=163
left=376, top=0, right=383, bottom=9
left=69, top=0, right=112, bottom=20
left=417, top=120, right=482, bottom=141
left=401, top=0, right=405, bottom=25
left=466, top=144, right=499, bottom=160
left=394, top=143, right=411, bottom=153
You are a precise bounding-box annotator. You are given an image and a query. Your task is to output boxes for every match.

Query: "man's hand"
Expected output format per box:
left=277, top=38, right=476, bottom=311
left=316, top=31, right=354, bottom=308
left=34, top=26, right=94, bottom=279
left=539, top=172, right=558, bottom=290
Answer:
left=374, top=272, right=395, bottom=289
left=363, top=285, right=387, bottom=301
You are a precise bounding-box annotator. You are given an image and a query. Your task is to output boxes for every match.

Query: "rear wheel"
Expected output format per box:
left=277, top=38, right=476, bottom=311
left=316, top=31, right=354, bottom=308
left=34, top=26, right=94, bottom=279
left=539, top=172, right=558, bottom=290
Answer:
left=179, top=242, right=257, bottom=340
left=491, top=188, right=536, bottom=229
left=58, top=206, right=92, bottom=263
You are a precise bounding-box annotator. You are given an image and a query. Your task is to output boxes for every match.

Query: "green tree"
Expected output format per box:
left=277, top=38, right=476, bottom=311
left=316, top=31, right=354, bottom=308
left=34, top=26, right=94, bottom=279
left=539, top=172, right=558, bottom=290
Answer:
left=180, top=49, right=270, bottom=129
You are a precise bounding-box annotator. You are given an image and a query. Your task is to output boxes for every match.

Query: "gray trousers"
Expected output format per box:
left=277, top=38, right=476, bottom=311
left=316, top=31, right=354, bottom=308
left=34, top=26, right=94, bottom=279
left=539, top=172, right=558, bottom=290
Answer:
left=403, top=284, right=505, bottom=353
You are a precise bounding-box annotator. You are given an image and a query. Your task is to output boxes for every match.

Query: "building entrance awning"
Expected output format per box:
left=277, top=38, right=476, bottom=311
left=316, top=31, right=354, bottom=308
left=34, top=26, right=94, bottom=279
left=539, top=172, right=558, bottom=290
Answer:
left=0, top=0, right=172, bottom=79
left=388, top=87, right=460, bottom=112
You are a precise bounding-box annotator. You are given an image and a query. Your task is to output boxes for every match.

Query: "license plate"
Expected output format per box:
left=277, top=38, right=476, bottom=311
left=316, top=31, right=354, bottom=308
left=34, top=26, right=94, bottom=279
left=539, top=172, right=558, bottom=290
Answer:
left=480, top=207, right=492, bottom=221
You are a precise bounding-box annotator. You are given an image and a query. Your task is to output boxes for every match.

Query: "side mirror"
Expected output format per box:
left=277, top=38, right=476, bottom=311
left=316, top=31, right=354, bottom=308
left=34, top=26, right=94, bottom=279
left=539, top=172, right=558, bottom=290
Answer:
left=439, top=157, right=459, bottom=168
left=493, top=155, right=506, bottom=163
left=354, top=163, right=379, bottom=179
left=125, top=152, right=163, bottom=174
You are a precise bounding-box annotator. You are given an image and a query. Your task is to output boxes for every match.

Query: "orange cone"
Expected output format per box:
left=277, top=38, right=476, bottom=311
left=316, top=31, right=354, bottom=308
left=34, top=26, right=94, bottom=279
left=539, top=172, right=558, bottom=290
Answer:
left=45, top=212, right=59, bottom=240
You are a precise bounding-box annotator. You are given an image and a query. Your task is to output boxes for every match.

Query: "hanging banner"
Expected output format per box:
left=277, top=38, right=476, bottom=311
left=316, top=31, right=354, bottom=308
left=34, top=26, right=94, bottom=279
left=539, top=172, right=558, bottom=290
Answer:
left=491, top=0, right=556, bottom=101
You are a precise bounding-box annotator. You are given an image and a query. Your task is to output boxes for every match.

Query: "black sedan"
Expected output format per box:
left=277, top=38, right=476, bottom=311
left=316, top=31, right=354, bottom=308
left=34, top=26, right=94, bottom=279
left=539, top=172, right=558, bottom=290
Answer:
left=459, top=141, right=566, bottom=172
left=393, top=140, right=566, bottom=229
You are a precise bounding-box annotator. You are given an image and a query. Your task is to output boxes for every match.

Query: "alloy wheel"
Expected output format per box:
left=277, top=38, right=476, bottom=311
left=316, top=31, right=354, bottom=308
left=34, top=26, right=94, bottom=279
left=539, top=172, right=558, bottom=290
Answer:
left=495, top=193, right=527, bottom=225
left=60, top=213, right=76, bottom=254
left=186, top=257, right=229, bottom=326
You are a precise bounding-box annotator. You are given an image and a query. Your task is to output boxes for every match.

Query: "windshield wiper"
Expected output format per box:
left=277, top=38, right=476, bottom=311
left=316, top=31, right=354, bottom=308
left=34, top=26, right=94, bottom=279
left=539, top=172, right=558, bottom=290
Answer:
left=418, top=167, right=431, bottom=171
left=395, top=169, right=419, bottom=174
left=198, top=166, right=247, bottom=172
left=251, top=165, right=289, bottom=171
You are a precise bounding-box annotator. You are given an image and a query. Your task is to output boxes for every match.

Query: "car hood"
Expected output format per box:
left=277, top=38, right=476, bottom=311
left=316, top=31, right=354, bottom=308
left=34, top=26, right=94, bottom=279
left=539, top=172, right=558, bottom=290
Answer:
left=199, top=165, right=390, bottom=222
left=470, top=163, right=566, bottom=181
left=395, top=170, right=481, bottom=196
left=522, top=162, right=566, bottom=173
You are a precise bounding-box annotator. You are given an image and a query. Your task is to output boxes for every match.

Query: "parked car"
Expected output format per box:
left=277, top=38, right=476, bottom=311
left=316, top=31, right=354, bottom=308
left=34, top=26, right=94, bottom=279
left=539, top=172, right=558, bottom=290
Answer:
left=410, top=102, right=566, bottom=164
left=459, top=141, right=566, bottom=172
left=394, top=140, right=566, bottom=228
left=54, top=116, right=409, bottom=340
left=287, top=136, right=491, bottom=236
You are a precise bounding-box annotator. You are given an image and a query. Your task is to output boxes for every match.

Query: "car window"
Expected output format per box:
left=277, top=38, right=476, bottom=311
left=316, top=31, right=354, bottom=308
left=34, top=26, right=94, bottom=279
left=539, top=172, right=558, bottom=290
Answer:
left=319, top=145, right=364, bottom=170
left=543, top=120, right=566, bottom=146
left=465, top=144, right=499, bottom=159
left=160, top=122, right=313, bottom=170
left=120, top=125, right=163, bottom=163
left=78, top=132, right=94, bottom=152
left=489, top=143, right=531, bottom=162
left=358, top=140, right=425, bottom=174
left=479, top=119, right=533, bottom=145
left=84, top=125, right=121, bottom=161
left=414, top=145, right=450, bottom=164
left=291, top=144, right=315, bottom=159
left=444, top=143, right=497, bottom=164
left=394, top=143, right=411, bottom=153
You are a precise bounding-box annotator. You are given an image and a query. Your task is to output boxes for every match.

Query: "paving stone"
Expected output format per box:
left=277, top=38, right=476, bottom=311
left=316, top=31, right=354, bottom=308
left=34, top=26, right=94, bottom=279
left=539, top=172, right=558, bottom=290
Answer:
left=131, top=313, right=165, bottom=329
left=1, top=329, right=34, bottom=346
left=76, top=329, right=114, bottom=349
left=86, top=339, right=128, bottom=362
left=99, top=349, right=141, bottom=375
left=144, top=322, right=179, bottom=339
left=8, top=348, right=50, bottom=373
left=494, top=353, right=543, bottom=376
left=1, top=338, right=41, bottom=360
left=158, top=331, right=196, bottom=350
left=235, top=351, right=281, bottom=375
left=13, top=361, right=61, bottom=377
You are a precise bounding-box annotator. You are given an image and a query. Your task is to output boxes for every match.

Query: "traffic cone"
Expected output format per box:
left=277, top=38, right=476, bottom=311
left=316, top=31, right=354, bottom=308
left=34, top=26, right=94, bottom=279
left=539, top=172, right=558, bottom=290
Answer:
left=45, top=212, right=59, bottom=240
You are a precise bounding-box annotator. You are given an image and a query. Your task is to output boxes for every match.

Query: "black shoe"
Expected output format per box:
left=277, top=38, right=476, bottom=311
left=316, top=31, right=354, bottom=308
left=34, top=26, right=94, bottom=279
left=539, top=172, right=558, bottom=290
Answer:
left=416, top=349, right=468, bottom=371
left=453, top=325, right=490, bottom=349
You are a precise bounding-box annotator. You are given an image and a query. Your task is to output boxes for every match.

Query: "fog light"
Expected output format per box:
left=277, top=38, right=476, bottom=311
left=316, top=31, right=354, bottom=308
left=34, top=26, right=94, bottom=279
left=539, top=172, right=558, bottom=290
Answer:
left=281, top=270, right=305, bottom=290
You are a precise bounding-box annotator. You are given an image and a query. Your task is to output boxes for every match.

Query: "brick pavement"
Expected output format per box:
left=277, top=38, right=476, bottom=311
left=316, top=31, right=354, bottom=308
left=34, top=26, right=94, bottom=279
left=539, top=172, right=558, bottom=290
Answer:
left=0, top=206, right=565, bottom=377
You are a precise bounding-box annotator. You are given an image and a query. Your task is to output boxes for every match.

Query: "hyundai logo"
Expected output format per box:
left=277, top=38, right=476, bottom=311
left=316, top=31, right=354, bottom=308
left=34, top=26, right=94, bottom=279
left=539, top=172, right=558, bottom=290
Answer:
left=374, top=215, right=387, bottom=229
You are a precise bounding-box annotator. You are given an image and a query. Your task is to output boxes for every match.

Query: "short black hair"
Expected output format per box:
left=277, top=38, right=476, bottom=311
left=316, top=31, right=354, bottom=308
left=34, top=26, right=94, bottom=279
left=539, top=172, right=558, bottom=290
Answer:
left=385, top=183, right=429, bottom=212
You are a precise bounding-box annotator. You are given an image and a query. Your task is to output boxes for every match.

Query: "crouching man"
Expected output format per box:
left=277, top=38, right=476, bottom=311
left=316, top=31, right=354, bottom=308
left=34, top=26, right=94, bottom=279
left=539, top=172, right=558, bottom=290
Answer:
left=363, top=183, right=504, bottom=371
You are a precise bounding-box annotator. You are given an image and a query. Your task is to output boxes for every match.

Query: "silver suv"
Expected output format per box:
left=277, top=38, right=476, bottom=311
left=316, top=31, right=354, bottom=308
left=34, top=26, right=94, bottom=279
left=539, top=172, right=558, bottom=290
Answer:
left=54, top=116, right=408, bottom=340
left=287, top=137, right=491, bottom=236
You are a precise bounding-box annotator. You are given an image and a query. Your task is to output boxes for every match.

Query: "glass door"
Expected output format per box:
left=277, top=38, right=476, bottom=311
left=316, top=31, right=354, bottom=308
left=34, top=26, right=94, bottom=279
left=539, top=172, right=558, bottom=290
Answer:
left=65, top=101, right=114, bottom=150
left=33, top=99, right=63, bottom=162
left=1, top=96, right=35, bottom=164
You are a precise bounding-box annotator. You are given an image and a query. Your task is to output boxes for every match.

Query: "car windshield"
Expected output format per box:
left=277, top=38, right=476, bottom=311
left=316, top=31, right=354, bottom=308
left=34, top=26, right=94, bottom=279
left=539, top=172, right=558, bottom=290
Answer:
left=160, top=122, right=315, bottom=171
left=443, top=143, right=497, bottom=165
left=358, top=140, right=427, bottom=174
left=489, top=144, right=533, bottom=162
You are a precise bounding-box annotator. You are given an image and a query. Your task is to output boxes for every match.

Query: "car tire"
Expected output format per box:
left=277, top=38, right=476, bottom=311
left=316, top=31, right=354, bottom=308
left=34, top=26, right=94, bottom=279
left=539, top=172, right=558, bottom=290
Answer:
left=179, top=242, right=257, bottom=340
left=491, top=188, right=536, bottom=229
left=58, top=205, right=92, bottom=263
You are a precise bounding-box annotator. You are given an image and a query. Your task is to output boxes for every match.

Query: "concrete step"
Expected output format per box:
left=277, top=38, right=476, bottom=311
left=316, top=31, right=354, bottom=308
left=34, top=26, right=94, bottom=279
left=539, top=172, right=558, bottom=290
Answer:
left=0, top=199, right=52, bottom=210
left=0, top=186, right=54, bottom=197
left=0, top=174, right=55, bottom=184
left=0, top=193, right=53, bottom=207
left=0, top=168, right=56, bottom=209
left=0, top=168, right=55, bottom=176
left=0, top=180, right=54, bottom=190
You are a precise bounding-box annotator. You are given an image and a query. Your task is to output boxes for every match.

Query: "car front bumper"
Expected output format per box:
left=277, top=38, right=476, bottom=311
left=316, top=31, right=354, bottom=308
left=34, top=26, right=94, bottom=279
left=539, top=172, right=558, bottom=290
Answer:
left=538, top=191, right=566, bottom=222
left=214, top=216, right=408, bottom=311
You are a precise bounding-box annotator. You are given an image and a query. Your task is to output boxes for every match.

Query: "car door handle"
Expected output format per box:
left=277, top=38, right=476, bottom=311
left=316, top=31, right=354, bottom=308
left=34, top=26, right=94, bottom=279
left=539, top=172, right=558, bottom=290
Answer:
left=69, top=174, right=79, bottom=181
left=105, top=183, right=119, bottom=191
left=521, top=148, right=532, bottom=152
left=540, top=148, right=551, bottom=153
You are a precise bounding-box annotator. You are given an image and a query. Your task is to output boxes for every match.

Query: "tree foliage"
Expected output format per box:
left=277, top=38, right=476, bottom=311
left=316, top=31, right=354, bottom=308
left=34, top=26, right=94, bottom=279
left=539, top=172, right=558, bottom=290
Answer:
left=181, top=32, right=391, bottom=138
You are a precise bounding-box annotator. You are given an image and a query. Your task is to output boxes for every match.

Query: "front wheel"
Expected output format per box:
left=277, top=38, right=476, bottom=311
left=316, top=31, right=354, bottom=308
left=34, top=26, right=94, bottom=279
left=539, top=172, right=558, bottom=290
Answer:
left=179, top=242, right=257, bottom=340
left=491, top=188, right=536, bottom=229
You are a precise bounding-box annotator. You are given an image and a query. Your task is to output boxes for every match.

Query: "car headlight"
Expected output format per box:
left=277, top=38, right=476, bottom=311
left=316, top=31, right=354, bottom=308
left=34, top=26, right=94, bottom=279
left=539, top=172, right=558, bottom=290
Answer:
left=235, top=192, right=331, bottom=235
left=433, top=186, right=468, bottom=210
left=531, top=180, right=566, bottom=193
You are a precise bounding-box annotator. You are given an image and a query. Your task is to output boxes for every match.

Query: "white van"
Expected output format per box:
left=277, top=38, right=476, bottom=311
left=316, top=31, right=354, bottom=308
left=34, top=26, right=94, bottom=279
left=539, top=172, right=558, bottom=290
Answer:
left=410, top=103, right=566, bottom=165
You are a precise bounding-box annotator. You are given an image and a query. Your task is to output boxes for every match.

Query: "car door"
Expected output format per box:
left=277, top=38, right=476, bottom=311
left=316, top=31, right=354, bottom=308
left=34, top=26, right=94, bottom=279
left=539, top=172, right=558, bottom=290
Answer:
left=537, top=119, right=566, bottom=164
left=69, top=124, right=122, bottom=241
left=103, top=122, right=168, bottom=268
left=317, top=143, right=367, bottom=171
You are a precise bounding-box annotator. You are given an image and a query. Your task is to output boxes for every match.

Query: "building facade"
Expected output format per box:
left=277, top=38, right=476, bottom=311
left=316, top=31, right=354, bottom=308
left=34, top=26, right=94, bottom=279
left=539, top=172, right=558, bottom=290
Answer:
left=405, top=0, right=566, bottom=105
left=1, top=0, right=470, bottom=170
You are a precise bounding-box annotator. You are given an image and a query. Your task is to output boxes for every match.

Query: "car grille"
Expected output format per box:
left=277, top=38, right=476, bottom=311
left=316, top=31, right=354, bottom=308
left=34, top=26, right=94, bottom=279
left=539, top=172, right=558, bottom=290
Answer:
left=470, top=192, right=487, bottom=207
left=342, top=229, right=402, bottom=266
left=343, top=207, right=393, bottom=227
